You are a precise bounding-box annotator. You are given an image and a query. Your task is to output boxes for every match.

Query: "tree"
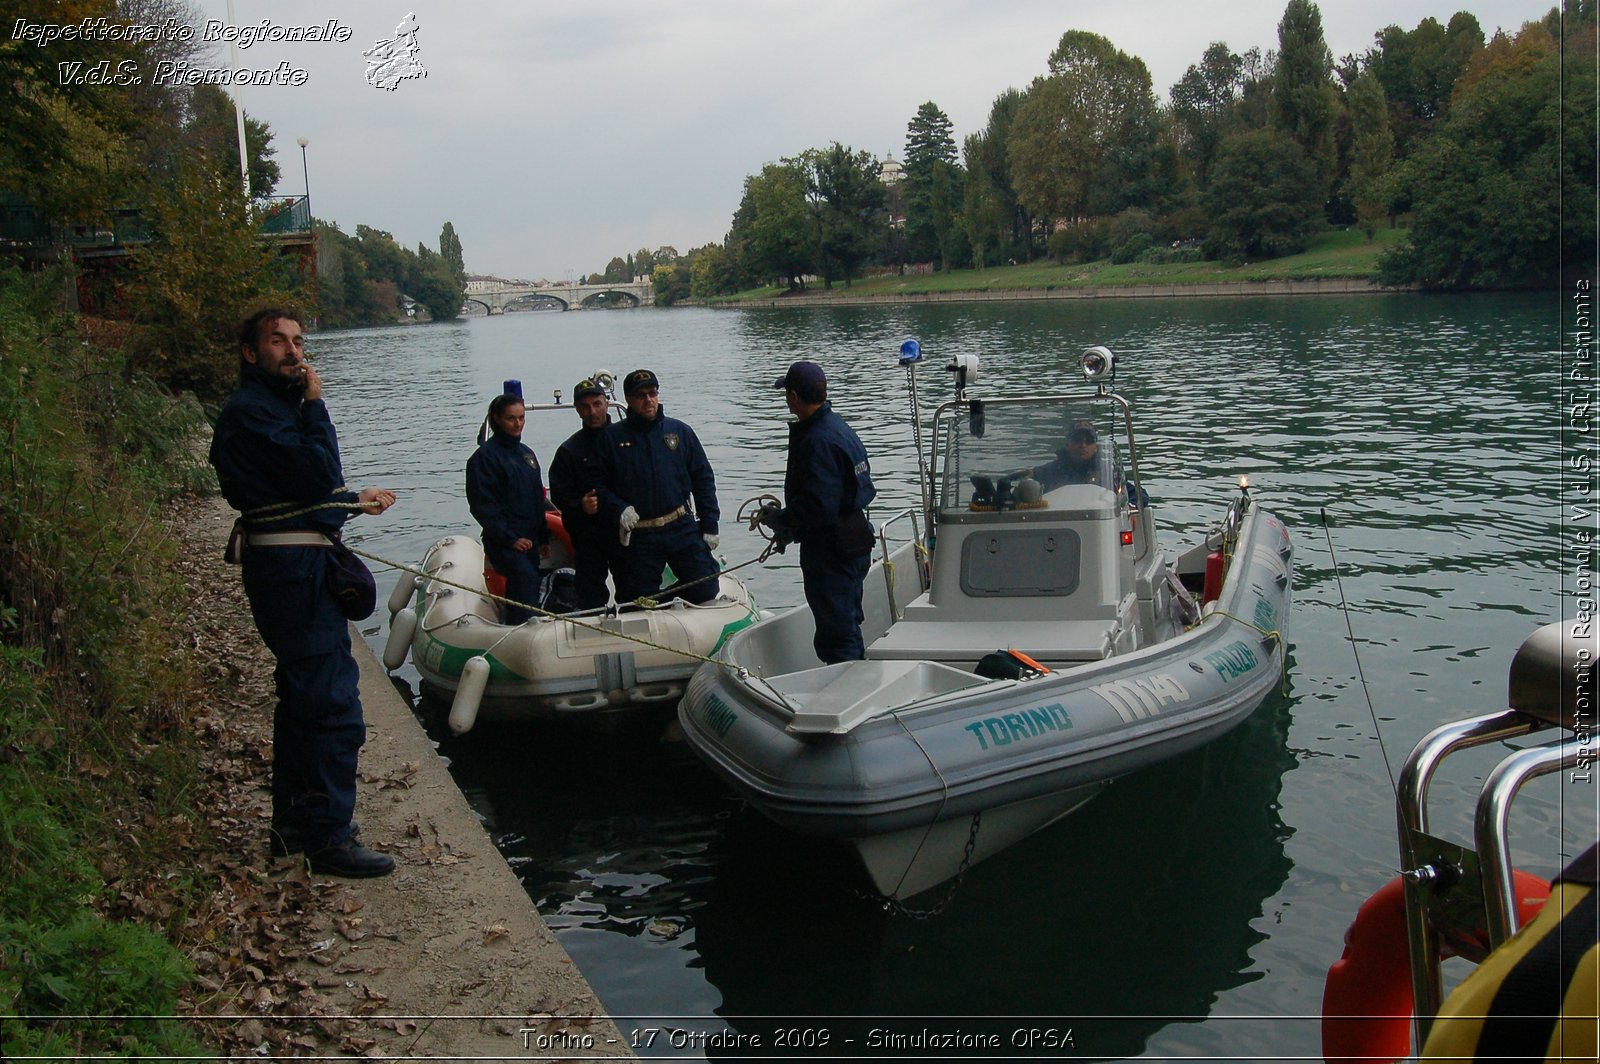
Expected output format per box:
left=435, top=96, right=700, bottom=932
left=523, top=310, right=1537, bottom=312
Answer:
left=439, top=221, right=466, bottom=285
left=1378, top=20, right=1594, bottom=287
left=1345, top=69, right=1394, bottom=238
left=1202, top=128, right=1325, bottom=260
left=903, top=102, right=958, bottom=263
left=124, top=159, right=288, bottom=396
left=1169, top=43, right=1246, bottom=188
left=1271, top=0, right=1339, bottom=188
left=408, top=243, right=464, bottom=321
left=801, top=143, right=886, bottom=288
left=1367, top=13, right=1484, bottom=155
left=602, top=256, right=630, bottom=283
left=734, top=161, right=817, bottom=289
left=1008, top=32, right=1161, bottom=230
left=181, top=83, right=279, bottom=199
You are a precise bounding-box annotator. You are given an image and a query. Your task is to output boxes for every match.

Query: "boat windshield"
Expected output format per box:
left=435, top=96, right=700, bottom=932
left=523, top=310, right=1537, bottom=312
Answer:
left=934, top=396, right=1127, bottom=512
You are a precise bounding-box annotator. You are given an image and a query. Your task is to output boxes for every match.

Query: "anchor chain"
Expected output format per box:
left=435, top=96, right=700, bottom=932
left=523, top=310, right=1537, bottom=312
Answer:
left=848, top=810, right=982, bottom=920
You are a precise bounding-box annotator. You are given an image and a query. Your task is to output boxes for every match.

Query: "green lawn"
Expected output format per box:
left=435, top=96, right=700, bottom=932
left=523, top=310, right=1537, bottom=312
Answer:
left=711, top=228, right=1403, bottom=302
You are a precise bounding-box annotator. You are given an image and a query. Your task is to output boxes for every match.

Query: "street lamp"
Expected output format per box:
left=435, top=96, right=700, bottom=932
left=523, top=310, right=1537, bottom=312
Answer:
left=296, top=136, right=310, bottom=221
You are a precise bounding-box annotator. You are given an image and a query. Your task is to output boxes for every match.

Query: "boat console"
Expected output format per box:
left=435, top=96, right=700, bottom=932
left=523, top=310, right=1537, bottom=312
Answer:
left=866, top=390, right=1176, bottom=667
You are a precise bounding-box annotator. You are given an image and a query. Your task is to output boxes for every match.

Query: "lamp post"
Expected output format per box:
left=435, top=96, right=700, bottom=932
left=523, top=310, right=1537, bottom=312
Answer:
left=296, top=136, right=310, bottom=221
left=296, top=136, right=317, bottom=325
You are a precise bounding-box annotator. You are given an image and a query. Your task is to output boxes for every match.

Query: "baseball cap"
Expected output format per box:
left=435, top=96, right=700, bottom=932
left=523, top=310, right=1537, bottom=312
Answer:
left=622, top=369, right=659, bottom=396
left=773, top=360, right=827, bottom=401
left=1068, top=423, right=1098, bottom=443
left=573, top=377, right=607, bottom=403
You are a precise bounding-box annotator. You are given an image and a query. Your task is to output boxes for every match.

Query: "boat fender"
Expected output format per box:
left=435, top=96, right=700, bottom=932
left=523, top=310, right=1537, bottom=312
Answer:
left=386, top=572, right=418, bottom=617
left=1201, top=550, right=1225, bottom=604
left=1321, top=870, right=1551, bottom=1062
left=382, top=606, right=418, bottom=671
left=448, top=656, right=491, bottom=735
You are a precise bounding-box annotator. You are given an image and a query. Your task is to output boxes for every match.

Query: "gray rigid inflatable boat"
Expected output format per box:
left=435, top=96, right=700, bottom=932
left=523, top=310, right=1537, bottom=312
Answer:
left=679, top=346, right=1294, bottom=899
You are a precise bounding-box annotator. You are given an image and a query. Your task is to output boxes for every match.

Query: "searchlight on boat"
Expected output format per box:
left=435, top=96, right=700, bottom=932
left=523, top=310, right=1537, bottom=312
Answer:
left=1080, top=345, right=1115, bottom=382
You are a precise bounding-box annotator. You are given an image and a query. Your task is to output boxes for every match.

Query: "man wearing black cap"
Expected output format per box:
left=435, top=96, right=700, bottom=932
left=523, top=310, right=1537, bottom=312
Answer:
left=549, top=377, right=625, bottom=610
left=761, top=360, right=878, bottom=663
left=594, top=369, right=722, bottom=605
left=1028, top=419, right=1105, bottom=490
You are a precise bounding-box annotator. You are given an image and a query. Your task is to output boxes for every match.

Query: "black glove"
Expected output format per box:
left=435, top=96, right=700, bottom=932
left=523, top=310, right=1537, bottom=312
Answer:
left=756, top=503, right=794, bottom=552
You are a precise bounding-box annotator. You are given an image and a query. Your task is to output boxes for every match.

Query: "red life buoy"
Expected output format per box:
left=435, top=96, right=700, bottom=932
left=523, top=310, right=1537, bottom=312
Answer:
left=1321, top=870, right=1551, bottom=1062
left=545, top=510, right=574, bottom=555
left=485, top=513, right=574, bottom=599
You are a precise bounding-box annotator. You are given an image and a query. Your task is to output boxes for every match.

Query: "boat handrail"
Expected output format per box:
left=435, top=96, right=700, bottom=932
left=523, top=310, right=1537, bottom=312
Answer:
left=926, top=390, right=1150, bottom=562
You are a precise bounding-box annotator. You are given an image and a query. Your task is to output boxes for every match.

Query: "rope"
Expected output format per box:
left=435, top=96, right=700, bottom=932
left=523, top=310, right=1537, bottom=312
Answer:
left=1195, top=605, right=1290, bottom=697
left=352, top=542, right=751, bottom=668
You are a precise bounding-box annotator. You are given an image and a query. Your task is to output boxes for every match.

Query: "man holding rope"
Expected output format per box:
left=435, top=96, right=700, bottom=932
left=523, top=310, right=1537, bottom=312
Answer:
left=761, top=361, right=877, bottom=663
left=209, top=306, right=398, bottom=878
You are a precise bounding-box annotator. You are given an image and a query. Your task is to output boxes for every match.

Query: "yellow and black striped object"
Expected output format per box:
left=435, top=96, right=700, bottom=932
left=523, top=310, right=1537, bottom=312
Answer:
left=1422, top=843, right=1598, bottom=1062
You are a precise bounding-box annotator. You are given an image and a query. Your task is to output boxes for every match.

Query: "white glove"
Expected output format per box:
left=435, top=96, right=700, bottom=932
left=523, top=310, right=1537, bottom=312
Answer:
left=618, top=506, right=639, bottom=547
left=703, top=533, right=719, bottom=552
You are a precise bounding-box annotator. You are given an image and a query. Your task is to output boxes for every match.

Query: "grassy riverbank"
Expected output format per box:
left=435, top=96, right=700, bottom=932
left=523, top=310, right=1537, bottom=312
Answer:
left=0, top=267, right=218, bottom=1057
left=710, top=227, right=1401, bottom=303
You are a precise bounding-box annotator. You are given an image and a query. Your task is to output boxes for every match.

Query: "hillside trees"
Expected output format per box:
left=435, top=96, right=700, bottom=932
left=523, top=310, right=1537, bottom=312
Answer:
left=804, top=143, right=887, bottom=288
left=1010, top=31, right=1161, bottom=230
left=903, top=102, right=960, bottom=265
left=1378, top=15, right=1596, bottom=288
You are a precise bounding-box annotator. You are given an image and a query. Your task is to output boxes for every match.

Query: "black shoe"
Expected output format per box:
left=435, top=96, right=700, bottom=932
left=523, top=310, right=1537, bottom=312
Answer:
left=269, top=828, right=304, bottom=858
left=307, top=839, right=395, bottom=878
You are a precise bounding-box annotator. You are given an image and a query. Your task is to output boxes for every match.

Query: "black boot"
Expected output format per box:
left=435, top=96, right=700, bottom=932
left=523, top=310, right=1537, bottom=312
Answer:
left=307, top=839, right=395, bottom=878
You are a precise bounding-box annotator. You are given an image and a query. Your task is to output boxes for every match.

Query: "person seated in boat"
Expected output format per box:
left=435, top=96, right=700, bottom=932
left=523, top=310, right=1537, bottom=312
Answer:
left=1027, top=420, right=1111, bottom=491
left=466, top=392, right=550, bottom=624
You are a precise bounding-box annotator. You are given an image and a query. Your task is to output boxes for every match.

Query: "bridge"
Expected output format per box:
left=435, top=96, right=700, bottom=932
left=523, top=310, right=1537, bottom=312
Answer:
left=463, top=278, right=654, bottom=313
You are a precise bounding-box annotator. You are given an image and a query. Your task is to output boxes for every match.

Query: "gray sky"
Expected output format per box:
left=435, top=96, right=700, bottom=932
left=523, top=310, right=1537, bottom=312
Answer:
left=189, top=0, right=1551, bottom=281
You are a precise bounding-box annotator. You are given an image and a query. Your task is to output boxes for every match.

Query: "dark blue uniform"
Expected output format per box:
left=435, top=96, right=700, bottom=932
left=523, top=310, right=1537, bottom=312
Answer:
left=209, top=362, right=365, bottom=854
left=550, top=424, right=625, bottom=611
left=784, top=402, right=877, bottom=663
left=596, top=406, right=721, bottom=604
left=465, top=433, right=550, bottom=624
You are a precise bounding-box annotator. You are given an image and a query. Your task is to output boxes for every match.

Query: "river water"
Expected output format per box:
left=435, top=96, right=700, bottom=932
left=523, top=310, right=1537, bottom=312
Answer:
left=313, top=292, right=1592, bottom=1061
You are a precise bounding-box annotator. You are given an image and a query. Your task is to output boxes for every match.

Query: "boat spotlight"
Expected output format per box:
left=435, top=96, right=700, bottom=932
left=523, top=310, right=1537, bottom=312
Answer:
left=946, top=353, right=981, bottom=389
left=1080, top=346, right=1115, bottom=383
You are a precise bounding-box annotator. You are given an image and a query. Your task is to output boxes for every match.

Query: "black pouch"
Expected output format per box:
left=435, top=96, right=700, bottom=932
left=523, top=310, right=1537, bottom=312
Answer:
left=324, top=533, right=377, bottom=620
left=833, top=509, right=875, bottom=559
left=223, top=518, right=246, bottom=564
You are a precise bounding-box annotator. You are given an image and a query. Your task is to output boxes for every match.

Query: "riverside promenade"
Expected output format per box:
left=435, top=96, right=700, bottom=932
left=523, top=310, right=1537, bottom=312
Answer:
left=721, top=276, right=1388, bottom=309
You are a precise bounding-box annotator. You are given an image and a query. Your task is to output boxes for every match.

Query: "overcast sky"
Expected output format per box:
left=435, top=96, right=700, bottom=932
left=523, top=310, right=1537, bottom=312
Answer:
left=185, top=0, right=1551, bottom=281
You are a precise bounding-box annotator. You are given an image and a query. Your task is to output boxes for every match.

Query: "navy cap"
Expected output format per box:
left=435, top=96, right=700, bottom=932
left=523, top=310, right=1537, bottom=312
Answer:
left=774, top=360, right=827, bottom=401
left=622, top=369, right=659, bottom=396
left=573, top=377, right=607, bottom=402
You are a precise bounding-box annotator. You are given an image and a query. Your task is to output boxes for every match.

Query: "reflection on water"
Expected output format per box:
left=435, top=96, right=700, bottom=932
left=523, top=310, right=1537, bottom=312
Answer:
left=329, top=292, right=1584, bottom=1060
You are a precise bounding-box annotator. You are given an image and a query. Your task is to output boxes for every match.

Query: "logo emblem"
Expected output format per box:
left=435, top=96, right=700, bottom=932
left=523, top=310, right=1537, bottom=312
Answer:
left=664, top=432, right=680, bottom=452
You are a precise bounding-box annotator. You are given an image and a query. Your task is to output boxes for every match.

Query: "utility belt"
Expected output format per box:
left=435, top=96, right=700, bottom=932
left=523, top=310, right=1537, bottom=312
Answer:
left=635, top=503, right=689, bottom=531
left=224, top=522, right=333, bottom=564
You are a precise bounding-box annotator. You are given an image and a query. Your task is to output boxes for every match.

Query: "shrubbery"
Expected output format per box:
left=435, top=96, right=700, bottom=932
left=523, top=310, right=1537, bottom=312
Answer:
left=0, top=266, right=213, bottom=1058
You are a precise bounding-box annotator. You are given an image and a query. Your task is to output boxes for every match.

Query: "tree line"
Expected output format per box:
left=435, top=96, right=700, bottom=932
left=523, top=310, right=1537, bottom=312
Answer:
left=594, top=0, right=1594, bottom=301
left=2, top=0, right=469, bottom=396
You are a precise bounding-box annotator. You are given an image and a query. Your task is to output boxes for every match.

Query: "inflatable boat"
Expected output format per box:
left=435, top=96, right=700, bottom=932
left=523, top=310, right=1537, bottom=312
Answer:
left=384, top=532, right=758, bottom=734
left=678, top=343, right=1295, bottom=898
